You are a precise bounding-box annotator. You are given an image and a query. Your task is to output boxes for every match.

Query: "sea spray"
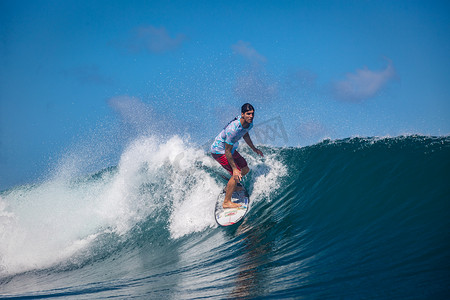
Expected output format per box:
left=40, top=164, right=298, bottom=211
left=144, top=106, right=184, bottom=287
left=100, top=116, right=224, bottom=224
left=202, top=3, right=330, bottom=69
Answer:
left=0, top=135, right=284, bottom=275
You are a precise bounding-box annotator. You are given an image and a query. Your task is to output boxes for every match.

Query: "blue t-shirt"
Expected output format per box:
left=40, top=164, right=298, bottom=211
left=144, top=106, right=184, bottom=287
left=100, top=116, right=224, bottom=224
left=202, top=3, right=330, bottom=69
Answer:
left=211, top=116, right=253, bottom=154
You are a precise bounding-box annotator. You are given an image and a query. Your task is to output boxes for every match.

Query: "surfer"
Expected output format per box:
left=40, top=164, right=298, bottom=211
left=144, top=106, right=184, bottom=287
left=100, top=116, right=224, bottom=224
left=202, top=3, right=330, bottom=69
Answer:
left=211, top=103, right=264, bottom=208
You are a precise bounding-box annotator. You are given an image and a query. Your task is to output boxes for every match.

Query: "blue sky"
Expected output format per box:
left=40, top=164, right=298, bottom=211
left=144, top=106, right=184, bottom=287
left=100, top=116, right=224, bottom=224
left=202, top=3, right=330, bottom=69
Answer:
left=1, top=0, right=449, bottom=189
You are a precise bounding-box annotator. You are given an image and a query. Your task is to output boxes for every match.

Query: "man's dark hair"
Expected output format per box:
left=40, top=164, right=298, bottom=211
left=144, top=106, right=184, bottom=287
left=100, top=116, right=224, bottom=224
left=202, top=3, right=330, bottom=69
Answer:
left=241, top=103, right=255, bottom=113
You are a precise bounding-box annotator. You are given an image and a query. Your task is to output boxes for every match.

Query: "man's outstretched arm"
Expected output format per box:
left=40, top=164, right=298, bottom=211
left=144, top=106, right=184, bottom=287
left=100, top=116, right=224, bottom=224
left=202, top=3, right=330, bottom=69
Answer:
left=243, top=133, right=264, bottom=157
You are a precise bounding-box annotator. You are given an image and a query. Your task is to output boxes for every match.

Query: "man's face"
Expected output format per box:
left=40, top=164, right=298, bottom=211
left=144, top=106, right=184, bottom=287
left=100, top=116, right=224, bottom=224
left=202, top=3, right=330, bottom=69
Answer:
left=242, top=110, right=254, bottom=123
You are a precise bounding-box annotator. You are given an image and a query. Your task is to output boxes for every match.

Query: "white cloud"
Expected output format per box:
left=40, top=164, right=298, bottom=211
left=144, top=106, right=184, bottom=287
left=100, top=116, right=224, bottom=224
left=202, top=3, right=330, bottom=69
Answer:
left=332, top=60, right=396, bottom=102
left=107, top=95, right=185, bottom=137
left=234, top=70, right=278, bottom=103
left=231, top=40, right=267, bottom=64
left=231, top=41, right=276, bottom=103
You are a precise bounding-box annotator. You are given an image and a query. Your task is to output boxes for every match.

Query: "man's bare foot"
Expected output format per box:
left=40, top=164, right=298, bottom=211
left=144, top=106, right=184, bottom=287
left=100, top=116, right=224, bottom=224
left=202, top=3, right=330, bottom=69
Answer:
left=223, top=201, right=242, bottom=209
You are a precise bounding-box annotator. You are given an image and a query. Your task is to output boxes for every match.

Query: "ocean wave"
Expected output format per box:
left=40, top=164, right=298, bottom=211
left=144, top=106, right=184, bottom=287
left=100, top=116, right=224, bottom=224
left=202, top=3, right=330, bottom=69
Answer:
left=1, top=135, right=449, bottom=298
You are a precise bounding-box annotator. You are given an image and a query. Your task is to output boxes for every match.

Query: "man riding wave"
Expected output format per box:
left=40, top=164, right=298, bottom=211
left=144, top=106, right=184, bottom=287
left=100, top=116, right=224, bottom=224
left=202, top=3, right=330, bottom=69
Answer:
left=211, top=103, right=264, bottom=208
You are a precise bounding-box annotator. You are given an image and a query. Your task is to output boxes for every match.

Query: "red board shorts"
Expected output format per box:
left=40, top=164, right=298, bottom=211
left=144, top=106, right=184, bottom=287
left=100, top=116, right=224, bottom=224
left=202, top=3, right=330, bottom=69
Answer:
left=211, top=151, right=248, bottom=175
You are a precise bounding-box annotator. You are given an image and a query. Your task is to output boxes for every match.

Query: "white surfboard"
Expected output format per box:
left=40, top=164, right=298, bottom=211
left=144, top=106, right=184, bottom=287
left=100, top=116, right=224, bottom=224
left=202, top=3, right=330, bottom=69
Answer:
left=215, top=187, right=250, bottom=226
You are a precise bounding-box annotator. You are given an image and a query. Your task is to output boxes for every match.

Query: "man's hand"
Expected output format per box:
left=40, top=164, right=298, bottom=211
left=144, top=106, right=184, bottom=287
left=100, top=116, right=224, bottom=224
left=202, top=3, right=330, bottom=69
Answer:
left=233, top=168, right=242, bottom=182
left=243, top=133, right=264, bottom=157
left=254, top=148, right=264, bottom=157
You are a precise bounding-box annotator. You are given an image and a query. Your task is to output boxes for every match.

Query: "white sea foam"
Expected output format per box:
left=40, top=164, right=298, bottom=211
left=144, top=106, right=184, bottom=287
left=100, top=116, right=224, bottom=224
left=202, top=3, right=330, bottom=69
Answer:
left=244, top=147, right=288, bottom=202
left=0, top=135, right=287, bottom=275
left=0, top=136, right=214, bottom=274
left=0, top=179, right=108, bottom=275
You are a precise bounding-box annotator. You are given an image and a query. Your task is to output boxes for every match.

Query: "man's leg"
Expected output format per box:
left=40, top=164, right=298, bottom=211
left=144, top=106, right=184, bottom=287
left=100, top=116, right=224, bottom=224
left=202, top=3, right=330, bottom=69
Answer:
left=223, top=176, right=240, bottom=208
left=212, top=152, right=249, bottom=208
left=223, top=165, right=249, bottom=208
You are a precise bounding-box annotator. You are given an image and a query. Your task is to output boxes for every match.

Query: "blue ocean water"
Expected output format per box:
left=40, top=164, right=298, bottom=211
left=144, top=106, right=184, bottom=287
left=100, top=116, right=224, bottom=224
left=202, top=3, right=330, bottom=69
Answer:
left=0, top=135, right=449, bottom=299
